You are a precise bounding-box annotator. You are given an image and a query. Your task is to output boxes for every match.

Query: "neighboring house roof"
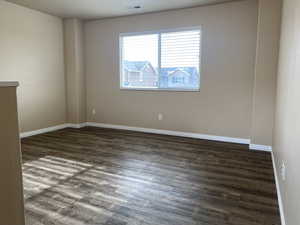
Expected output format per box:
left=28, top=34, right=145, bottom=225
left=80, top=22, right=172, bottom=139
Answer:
left=124, top=61, right=198, bottom=77
left=168, top=69, right=190, bottom=77
left=160, top=67, right=198, bottom=77
left=124, top=61, right=150, bottom=72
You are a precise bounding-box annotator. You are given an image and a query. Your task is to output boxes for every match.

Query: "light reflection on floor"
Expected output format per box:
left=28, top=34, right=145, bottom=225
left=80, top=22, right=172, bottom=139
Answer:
left=23, top=153, right=150, bottom=225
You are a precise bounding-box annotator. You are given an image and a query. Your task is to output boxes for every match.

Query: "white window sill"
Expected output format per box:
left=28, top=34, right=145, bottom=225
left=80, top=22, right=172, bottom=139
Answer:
left=120, top=87, right=200, bottom=92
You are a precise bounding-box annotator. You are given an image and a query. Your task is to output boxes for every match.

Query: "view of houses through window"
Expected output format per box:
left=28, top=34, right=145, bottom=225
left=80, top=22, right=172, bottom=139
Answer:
left=120, top=29, right=201, bottom=90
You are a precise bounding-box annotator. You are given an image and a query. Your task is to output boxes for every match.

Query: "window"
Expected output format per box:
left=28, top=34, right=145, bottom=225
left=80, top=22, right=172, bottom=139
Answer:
left=120, top=28, right=201, bottom=91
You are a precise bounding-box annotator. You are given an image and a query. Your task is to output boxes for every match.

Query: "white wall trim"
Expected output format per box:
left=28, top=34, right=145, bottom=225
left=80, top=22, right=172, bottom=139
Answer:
left=20, top=122, right=251, bottom=145
left=20, top=123, right=87, bottom=138
left=271, top=152, right=286, bottom=225
left=21, top=123, right=274, bottom=149
left=20, top=124, right=70, bottom=138
left=86, top=122, right=250, bottom=144
left=249, top=144, right=272, bottom=152
left=67, top=123, right=87, bottom=129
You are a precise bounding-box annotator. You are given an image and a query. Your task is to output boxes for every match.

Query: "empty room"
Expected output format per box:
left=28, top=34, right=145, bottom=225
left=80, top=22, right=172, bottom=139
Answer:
left=0, top=0, right=299, bottom=224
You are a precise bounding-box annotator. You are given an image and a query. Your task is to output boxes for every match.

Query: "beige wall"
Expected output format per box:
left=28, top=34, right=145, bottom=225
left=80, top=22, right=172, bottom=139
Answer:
left=0, top=85, right=25, bottom=225
left=64, top=18, right=86, bottom=124
left=273, top=0, right=300, bottom=224
left=0, top=1, right=282, bottom=147
left=84, top=0, right=258, bottom=139
left=250, top=0, right=282, bottom=146
left=0, top=1, right=66, bottom=132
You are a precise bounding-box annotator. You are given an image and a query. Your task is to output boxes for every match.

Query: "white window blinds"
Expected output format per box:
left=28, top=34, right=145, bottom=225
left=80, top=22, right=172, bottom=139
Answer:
left=161, top=30, right=201, bottom=68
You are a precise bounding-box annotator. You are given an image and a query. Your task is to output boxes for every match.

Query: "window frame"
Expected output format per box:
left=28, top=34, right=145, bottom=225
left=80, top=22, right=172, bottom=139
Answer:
left=119, top=27, right=202, bottom=92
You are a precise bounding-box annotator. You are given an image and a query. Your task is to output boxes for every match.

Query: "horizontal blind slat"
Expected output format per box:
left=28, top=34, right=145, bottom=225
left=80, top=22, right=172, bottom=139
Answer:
left=161, top=30, right=200, bottom=71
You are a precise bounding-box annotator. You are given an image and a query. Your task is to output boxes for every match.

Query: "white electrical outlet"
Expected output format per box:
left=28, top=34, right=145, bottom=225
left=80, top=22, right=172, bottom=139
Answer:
left=92, top=109, right=96, bottom=115
left=158, top=113, right=163, bottom=121
left=280, top=162, right=286, bottom=181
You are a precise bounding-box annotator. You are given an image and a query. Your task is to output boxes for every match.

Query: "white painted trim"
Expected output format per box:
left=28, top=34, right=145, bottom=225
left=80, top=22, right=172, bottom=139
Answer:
left=86, top=122, right=250, bottom=144
left=249, top=144, right=272, bottom=152
left=271, top=152, right=286, bottom=225
left=20, top=123, right=87, bottom=138
left=20, top=124, right=70, bottom=138
left=119, top=26, right=202, bottom=37
left=20, top=122, right=250, bottom=145
left=67, top=123, right=87, bottom=129
left=0, top=81, right=19, bottom=87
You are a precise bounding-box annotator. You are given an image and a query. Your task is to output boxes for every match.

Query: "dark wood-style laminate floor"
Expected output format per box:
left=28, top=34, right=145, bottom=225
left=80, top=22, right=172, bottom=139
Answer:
left=21, top=127, right=281, bottom=225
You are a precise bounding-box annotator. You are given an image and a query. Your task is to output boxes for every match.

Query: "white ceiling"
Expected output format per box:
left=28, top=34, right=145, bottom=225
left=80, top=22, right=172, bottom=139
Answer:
left=5, top=0, right=240, bottom=20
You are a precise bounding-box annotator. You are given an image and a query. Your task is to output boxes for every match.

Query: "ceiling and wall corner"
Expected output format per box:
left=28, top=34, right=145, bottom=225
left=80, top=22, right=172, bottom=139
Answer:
left=5, top=0, right=243, bottom=19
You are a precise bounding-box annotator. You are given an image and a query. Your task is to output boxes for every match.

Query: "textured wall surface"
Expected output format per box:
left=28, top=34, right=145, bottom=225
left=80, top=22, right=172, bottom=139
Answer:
left=273, top=0, right=300, bottom=224
left=85, top=0, right=258, bottom=139
left=0, top=1, right=66, bottom=132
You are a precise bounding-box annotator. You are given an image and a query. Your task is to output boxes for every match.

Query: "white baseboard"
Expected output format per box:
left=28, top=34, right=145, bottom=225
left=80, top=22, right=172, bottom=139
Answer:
left=21, top=122, right=276, bottom=149
left=271, top=152, right=286, bottom=225
left=20, top=124, right=69, bottom=138
left=250, top=144, right=272, bottom=152
left=67, top=123, right=87, bottom=129
left=86, top=122, right=250, bottom=145
left=20, top=123, right=86, bottom=138
left=20, top=122, right=251, bottom=145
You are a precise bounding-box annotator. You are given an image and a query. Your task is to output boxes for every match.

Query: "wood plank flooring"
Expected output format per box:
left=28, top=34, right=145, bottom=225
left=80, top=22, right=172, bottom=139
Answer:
left=21, top=127, right=281, bottom=225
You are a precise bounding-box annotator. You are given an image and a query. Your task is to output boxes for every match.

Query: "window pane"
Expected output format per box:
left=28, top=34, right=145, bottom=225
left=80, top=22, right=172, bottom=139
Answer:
left=121, top=34, right=159, bottom=88
left=160, top=30, right=200, bottom=89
